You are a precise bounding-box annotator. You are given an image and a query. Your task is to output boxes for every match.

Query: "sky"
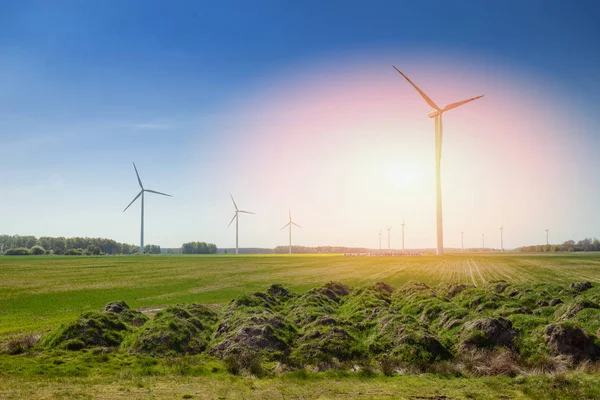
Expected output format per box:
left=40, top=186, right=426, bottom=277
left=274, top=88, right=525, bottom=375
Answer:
left=1, top=1, right=600, bottom=250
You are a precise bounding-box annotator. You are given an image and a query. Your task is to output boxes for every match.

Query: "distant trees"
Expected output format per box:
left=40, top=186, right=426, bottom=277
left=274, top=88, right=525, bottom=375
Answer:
left=274, top=245, right=372, bottom=254
left=5, top=247, right=31, bottom=256
left=0, top=234, right=143, bottom=256
left=181, top=242, right=217, bottom=254
left=143, top=245, right=161, bottom=254
left=30, top=245, right=46, bottom=255
left=518, top=237, right=600, bottom=252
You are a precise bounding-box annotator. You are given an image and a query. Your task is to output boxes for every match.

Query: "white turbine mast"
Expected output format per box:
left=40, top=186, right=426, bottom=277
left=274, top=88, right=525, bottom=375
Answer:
left=281, top=209, right=301, bottom=254
left=387, top=226, right=392, bottom=250
left=123, top=162, right=172, bottom=255
left=227, top=193, right=255, bottom=254
left=394, top=67, right=483, bottom=255
left=401, top=220, right=406, bottom=252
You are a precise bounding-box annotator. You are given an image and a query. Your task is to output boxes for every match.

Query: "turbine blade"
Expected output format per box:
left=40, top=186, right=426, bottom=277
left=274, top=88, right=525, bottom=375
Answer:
left=443, top=95, right=484, bottom=112
left=227, top=213, right=237, bottom=227
left=133, top=163, right=144, bottom=190
left=281, top=222, right=291, bottom=230
left=123, top=191, right=142, bottom=212
left=393, top=66, right=441, bottom=111
left=145, top=189, right=172, bottom=197
left=292, top=222, right=301, bottom=228
left=229, top=193, right=238, bottom=211
left=238, top=210, right=255, bottom=215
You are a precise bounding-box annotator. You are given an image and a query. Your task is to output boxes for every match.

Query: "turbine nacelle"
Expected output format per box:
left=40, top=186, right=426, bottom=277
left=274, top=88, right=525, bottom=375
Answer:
left=428, top=110, right=440, bottom=118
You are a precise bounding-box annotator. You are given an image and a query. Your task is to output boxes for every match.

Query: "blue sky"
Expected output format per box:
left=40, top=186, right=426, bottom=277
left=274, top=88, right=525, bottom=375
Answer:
left=1, top=1, right=599, bottom=249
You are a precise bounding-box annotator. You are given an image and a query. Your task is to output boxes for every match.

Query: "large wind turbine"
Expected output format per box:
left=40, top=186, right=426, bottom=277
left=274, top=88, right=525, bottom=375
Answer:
left=281, top=210, right=301, bottom=254
left=394, top=67, right=484, bottom=255
left=123, top=163, right=172, bottom=255
left=227, top=193, right=254, bottom=254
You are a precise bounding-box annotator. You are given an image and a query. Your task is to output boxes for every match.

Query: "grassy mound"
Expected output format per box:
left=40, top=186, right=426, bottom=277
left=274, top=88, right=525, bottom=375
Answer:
left=42, top=301, right=147, bottom=350
left=124, top=304, right=217, bottom=355
left=35, top=280, right=600, bottom=375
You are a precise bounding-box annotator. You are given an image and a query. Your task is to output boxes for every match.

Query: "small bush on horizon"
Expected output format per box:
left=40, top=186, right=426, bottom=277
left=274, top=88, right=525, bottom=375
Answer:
left=4, top=247, right=31, bottom=256
left=30, top=245, right=46, bottom=255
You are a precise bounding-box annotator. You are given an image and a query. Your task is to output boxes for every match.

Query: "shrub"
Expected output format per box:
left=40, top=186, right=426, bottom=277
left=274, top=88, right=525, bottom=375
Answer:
left=65, top=248, right=84, bottom=255
left=30, top=245, right=46, bottom=255
left=4, top=247, right=31, bottom=256
left=86, top=245, right=102, bottom=255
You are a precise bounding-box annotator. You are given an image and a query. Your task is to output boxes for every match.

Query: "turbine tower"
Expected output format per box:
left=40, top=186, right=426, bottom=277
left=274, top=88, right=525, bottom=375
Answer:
left=481, top=233, right=485, bottom=251
left=387, top=226, right=392, bottom=250
left=394, top=67, right=484, bottom=255
left=281, top=210, right=301, bottom=254
left=227, top=193, right=255, bottom=254
left=500, top=225, right=504, bottom=252
left=401, top=220, right=406, bottom=252
left=545, top=229, right=549, bottom=245
left=378, top=230, right=382, bottom=251
left=461, top=231, right=464, bottom=252
left=123, top=163, right=172, bottom=255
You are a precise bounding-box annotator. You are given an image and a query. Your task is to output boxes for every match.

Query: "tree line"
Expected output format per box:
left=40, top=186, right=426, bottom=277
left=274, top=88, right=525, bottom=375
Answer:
left=274, top=245, right=373, bottom=254
left=518, top=238, right=600, bottom=253
left=0, top=234, right=159, bottom=255
left=181, top=241, right=217, bottom=254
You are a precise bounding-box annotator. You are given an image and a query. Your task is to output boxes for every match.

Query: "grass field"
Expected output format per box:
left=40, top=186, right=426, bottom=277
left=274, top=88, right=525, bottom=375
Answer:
left=2, top=252, right=600, bottom=399
left=2, top=252, right=600, bottom=336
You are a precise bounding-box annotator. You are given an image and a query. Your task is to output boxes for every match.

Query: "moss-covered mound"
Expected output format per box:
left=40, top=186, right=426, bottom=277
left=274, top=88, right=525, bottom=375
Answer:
left=42, top=301, right=147, bottom=350
left=209, top=284, right=296, bottom=360
left=39, top=280, right=600, bottom=374
left=125, top=304, right=217, bottom=355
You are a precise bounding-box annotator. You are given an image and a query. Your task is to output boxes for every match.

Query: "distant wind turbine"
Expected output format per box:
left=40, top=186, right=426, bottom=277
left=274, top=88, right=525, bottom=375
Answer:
left=500, top=225, right=504, bottom=252
left=545, top=229, right=549, bottom=245
left=387, top=226, right=392, bottom=250
left=227, top=193, right=254, bottom=254
left=281, top=210, right=301, bottom=254
left=481, top=233, right=485, bottom=251
left=378, top=230, right=382, bottom=251
left=401, top=220, right=406, bottom=252
left=123, top=163, right=172, bottom=255
left=394, top=67, right=484, bottom=255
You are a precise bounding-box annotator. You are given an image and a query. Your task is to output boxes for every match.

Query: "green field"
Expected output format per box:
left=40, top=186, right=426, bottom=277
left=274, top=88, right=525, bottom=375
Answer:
left=2, top=252, right=600, bottom=336
left=2, top=253, right=600, bottom=399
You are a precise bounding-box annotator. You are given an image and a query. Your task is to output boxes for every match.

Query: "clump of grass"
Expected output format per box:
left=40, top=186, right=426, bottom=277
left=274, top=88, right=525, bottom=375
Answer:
left=1, top=332, right=41, bottom=354
left=124, top=304, right=217, bottom=356
left=42, top=301, right=148, bottom=350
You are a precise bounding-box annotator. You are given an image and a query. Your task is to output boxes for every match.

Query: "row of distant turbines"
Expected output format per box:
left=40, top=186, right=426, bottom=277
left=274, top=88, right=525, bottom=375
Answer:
left=121, top=67, right=545, bottom=256
left=123, top=163, right=301, bottom=254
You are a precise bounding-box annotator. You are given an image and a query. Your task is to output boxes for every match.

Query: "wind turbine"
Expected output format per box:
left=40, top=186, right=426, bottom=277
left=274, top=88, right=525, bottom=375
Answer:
left=545, top=229, right=549, bottom=245
left=500, top=225, right=504, bottom=252
left=123, top=163, right=172, bottom=255
left=401, top=220, right=406, bottom=252
left=394, top=67, right=484, bottom=255
left=481, top=233, right=485, bottom=251
left=387, top=226, right=392, bottom=250
left=378, top=230, right=382, bottom=251
left=227, top=193, right=254, bottom=254
left=281, top=210, right=301, bottom=254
